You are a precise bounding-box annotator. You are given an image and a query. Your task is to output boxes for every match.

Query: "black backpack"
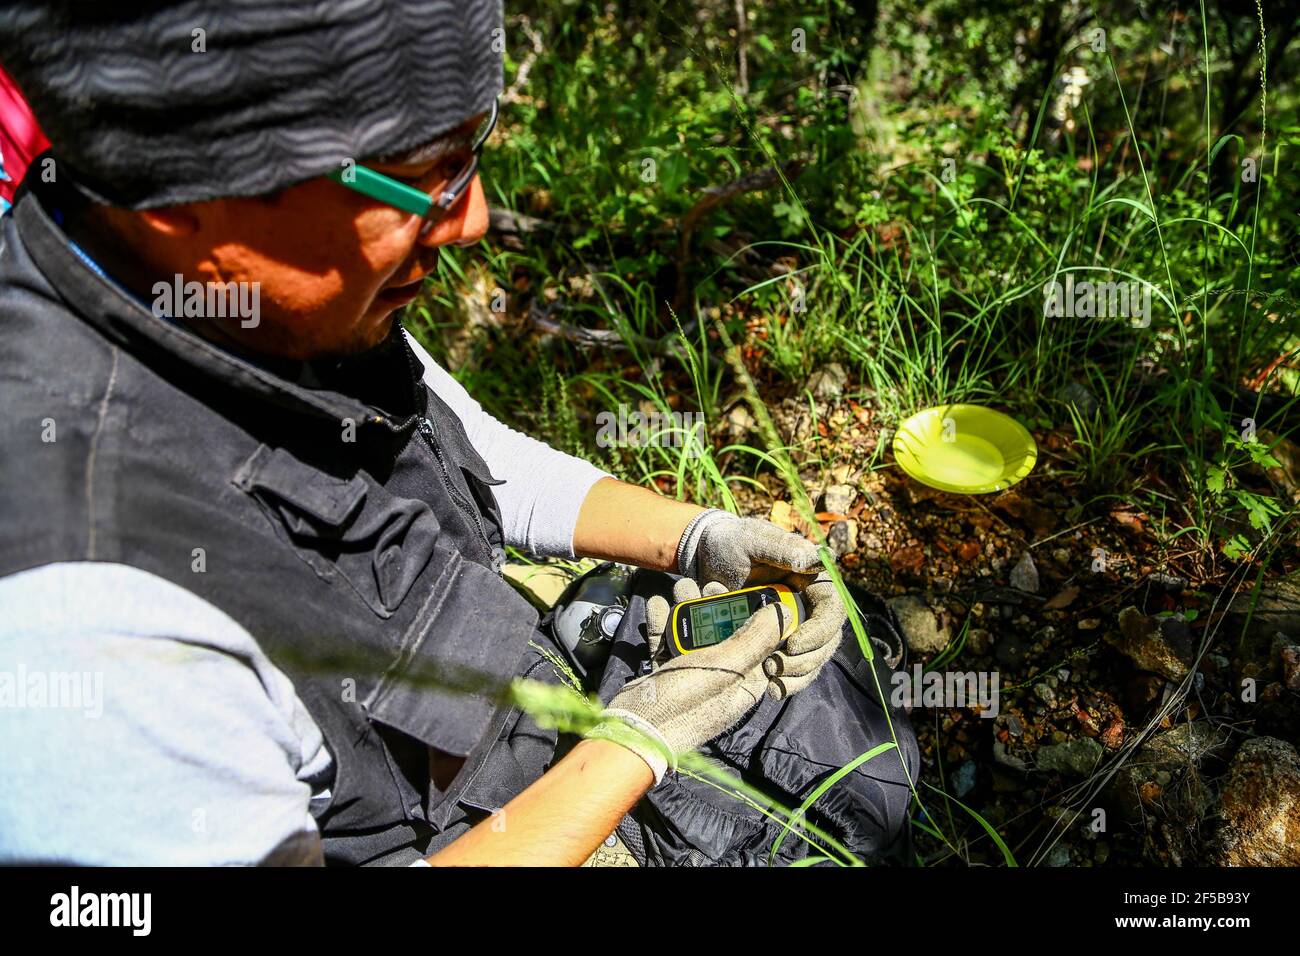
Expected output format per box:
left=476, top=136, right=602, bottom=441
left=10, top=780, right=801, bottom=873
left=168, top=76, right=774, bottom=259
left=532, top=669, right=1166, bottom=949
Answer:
left=429, top=565, right=919, bottom=866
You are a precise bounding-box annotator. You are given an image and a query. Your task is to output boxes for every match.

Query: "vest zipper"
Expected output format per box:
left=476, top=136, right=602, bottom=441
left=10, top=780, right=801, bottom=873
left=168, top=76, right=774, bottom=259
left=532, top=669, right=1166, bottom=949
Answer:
left=416, top=415, right=498, bottom=570
left=401, top=335, right=501, bottom=572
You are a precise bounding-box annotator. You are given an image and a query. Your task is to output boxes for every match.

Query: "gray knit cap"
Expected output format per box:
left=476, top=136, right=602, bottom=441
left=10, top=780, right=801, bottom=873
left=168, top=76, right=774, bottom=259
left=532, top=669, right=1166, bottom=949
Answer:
left=0, top=0, right=503, bottom=209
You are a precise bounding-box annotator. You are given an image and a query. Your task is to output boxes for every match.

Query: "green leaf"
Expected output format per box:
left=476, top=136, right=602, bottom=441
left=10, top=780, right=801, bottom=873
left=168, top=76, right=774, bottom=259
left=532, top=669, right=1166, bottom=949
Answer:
left=1101, top=196, right=1156, bottom=221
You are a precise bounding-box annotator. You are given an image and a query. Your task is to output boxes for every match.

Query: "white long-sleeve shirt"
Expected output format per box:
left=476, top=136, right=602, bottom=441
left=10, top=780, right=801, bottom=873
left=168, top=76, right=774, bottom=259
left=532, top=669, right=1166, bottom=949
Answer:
left=403, top=330, right=610, bottom=558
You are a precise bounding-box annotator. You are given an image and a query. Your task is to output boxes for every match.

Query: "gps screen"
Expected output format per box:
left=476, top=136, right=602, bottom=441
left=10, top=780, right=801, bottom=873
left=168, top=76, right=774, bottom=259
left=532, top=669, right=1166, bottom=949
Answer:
left=688, top=595, right=752, bottom=647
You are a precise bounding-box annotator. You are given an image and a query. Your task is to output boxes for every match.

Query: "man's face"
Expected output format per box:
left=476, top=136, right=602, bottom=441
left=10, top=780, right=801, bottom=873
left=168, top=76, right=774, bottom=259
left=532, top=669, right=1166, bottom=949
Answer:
left=116, top=111, right=490, bottom=360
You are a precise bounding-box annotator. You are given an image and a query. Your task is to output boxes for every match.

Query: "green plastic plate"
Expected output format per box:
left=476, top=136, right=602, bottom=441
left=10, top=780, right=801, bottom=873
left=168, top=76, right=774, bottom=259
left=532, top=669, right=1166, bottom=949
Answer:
left=892, top=404, right=1037, bottom=494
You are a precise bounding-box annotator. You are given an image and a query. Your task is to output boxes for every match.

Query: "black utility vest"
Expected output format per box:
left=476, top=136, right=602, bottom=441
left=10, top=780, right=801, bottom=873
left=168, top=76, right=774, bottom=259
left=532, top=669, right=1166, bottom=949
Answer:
left=0, top=184, right=543, bottom=864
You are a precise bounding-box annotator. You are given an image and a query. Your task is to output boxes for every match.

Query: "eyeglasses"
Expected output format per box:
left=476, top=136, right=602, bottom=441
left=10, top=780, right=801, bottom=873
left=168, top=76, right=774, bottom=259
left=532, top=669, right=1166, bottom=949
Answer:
left=330, top=97, right=498, bottom=232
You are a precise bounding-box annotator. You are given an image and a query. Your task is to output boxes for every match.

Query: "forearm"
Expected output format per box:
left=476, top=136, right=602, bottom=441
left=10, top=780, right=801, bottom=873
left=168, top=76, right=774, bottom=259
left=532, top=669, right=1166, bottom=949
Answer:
left=572, top=477, right=705, bottom=572
left=425, top=739, right=652, bottom=866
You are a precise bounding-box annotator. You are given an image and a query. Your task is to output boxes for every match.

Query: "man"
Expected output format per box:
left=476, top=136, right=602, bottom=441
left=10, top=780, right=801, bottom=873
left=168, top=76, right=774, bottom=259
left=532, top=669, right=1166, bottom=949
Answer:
left=0, top=1, right=896, bottom=866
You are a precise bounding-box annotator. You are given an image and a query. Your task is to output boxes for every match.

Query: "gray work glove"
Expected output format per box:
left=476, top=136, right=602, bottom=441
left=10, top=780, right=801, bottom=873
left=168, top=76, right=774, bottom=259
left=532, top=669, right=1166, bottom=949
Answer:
left=585, top=577, right=787, bottom=786
left=676, top=510, right=847, bottom=700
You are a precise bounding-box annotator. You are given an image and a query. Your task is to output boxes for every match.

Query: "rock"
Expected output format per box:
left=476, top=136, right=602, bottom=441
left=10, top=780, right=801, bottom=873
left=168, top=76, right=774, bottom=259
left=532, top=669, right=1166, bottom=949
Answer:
left=888, top=595, right=950, bottom=654
left=768, top=500, right=797, bottom=533
left=992, top=739, right=1027, bottom=771
left=828, top=462, right=860, bottom=486
left=820, top=483, right=857, bottom=514
left=889, top=545, right=925, bottom=576
left=724, top=403, right=755, bottom=441
left=1108, top=606, right=1195, bottom=680
left=805, top=362, right=848, bottom=401
left=1277, top=640, right=1300, bottom=692
left=1108, top=722, right=1230, bottom=840
left=827, top=519, right=857, bottom=558
left=1009, top=552, right=1040, bottom=593
left=952, top=760, right=977, bottom=798
left=1034, top=682, right=1058, bottom=708
left=1035, top=738, right=1103, bottom=778
left=1043, top=844, right=1072, bottom=867
left=1147, top=571, right=1187, bottom=592
left=1224, top=569, right=1300, bottom=654
left=1214, top=736, right=1300, bottom=866
left=957, top=540, right=980, bottom=562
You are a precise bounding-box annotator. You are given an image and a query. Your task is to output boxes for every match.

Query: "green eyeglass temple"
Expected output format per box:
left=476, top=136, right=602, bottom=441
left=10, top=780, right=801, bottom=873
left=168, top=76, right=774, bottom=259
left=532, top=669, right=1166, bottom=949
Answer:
left=329, top=96, right=498, bottom=223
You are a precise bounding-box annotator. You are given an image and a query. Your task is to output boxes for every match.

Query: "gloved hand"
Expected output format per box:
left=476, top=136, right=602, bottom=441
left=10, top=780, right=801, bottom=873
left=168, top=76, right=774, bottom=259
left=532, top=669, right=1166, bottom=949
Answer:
left=585, top=577, right=787, bottom=786
left=763, top=572, right=847, bottom=698
left=676, top=510, right=847, bottom=700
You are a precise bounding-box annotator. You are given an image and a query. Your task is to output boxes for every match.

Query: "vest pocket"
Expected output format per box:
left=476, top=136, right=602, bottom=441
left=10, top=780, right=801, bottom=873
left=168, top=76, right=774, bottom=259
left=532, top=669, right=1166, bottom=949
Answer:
left=233, top=444, right=440, bottom=618
left=367, top=553, right=540, bottom=758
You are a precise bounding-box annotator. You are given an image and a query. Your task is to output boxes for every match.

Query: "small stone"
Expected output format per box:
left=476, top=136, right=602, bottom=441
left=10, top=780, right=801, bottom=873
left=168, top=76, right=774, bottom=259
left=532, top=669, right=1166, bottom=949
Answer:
left=1034, top=682, right=1058, bottom=707
left=820, top=483, right=857, bottom=515
left=1148, top=571, right=1187, bottom=592
left=1009, top=552, right=1040, bottom=593
left=952, top=760, right=977, bottom=798
left=1052, top=547, right=1071, bottom=565
left=1044, top=844, right=1072, bottom=867
left=827, top=519, right=857, bottom=557
left=724, top=403, right=755, bottom=440
left=1078, top=618, right=1101, bottom=631
left=887, top=595, right=950, bottom=654
left=1032, top=625, right=1058, bottom=644
left=1109, top=606, right=1195, bottom=680
left=890, top=545, right=925, bottom=576
left=769, top=500, right=796, bottom=532
left=1278, top=642, right=1300, bottom=692
left=1035, top=738, right=1104, bottom=778
left=957, top=540, right=981, bottom=562
left=992, top=740, right=1027, bottom=771
left=805, top=362, right=848, bottom=401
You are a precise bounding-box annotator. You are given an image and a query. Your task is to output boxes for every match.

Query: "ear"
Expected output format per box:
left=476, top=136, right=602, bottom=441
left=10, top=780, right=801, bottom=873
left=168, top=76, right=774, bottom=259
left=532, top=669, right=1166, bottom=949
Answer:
left=137, top=205, right=200, bottom=238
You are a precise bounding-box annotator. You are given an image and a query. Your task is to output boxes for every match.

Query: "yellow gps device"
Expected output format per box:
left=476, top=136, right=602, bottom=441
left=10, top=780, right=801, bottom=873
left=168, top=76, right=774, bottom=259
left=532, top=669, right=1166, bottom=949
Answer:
left=667, top=584, right=805, bottom=657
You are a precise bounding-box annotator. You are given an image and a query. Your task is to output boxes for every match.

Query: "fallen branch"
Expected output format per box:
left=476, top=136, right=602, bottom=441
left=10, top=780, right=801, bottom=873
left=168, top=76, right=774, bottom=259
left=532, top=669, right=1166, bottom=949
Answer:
left=674, top=159, right=806, bottom=316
